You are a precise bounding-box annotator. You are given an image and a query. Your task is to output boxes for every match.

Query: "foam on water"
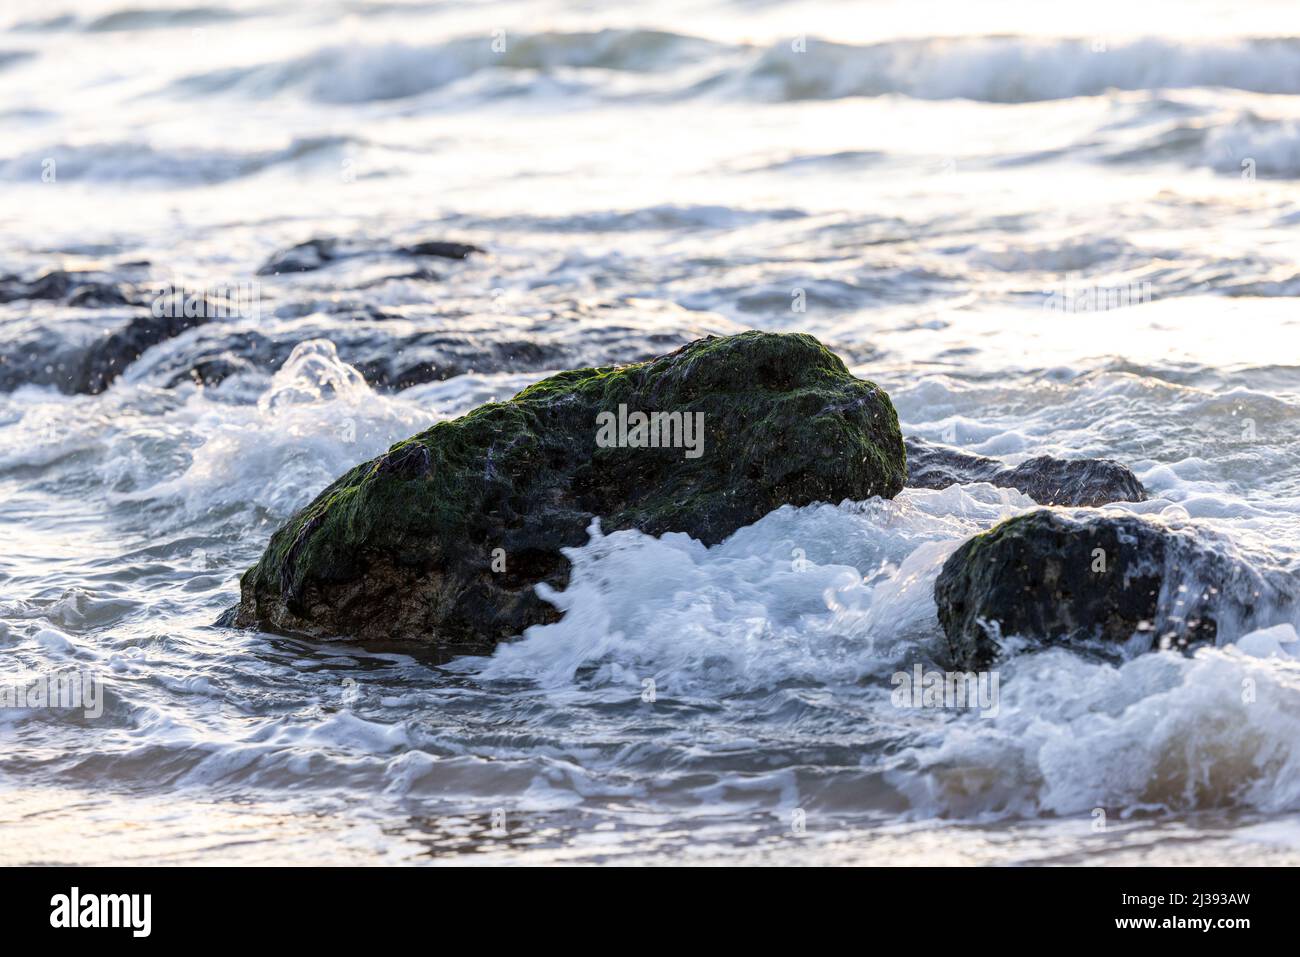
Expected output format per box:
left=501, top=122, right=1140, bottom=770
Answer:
left=465, top=489, right=1023, bottom=693
left=895, top=640, right=1300, bottom=819
left=108, top=340, right=436, bottom=520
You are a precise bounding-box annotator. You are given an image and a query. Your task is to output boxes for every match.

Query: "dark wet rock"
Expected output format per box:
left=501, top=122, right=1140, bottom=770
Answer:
left=0, top=265, right=222, bottom=392
left=230, top=331, right=906, bottom=647
left=256, top=238, right=343, bottom=275
left=934, top=509, right=1297, bottom=670
left=77, top=311, right=214, bottom=393
left=354, top=267, right=441, bottom=288
left=270, top=299, right=401, bottom=322
left=0, top=284, right=253, bottom=393
left=256, top=237, right=484, bottom=276
left=0, top=308, right=215, bottom=394
left=401, top=240, right=484, bottom=259
left=129, top=301, right=747, bottom=392
left=0, top=268, right=139, bottom=307
left=905, top=436, right=1147, bottom=507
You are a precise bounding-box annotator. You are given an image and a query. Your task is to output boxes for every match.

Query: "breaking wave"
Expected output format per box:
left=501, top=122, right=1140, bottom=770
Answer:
left=162, top=32, right=1300, bottom=105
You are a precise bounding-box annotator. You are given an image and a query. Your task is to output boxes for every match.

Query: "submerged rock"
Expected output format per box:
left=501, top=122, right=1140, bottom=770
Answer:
left=934, top=509, right=1297, bottom=670
left=905, top=436, right=1146, bottom=507
left=401, top=240, right=484, bottom=260
left=130, top=300, right=746, bottom=392
left=256, top=238, right=340, bottom=275
left=0, top=262, right=250, bottom=393
left=231, top=331, right=906, bottom=647
left=256, top=237, right=484, bottom=276
left=0, top=308, right=213, bottom=394
left=0, top=268, right=139, bottom=307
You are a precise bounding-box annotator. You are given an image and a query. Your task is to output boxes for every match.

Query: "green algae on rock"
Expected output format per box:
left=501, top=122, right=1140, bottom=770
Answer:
left=230, top=331, right=907, bottom=647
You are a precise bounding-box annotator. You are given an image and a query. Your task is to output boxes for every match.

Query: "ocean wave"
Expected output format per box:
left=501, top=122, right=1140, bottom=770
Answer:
left=168, top=28, right=725, bottom=103
left=10, top=5, right=244, bottom=33
left=460, top=489, right=1028, bottom=694
left=459, top=204, right=806, bottom=233
left=1098, top=112, right=1300, bottom=178
left=0, top=50, right=34, bottom=71
left=895, top=637, right=1300, bottom=817
left=725, top=35, right=1300, bottom=103
left=0, top=134, right=354, bottom=184
left=452, top=488, right=1300, bottom=819
left=163, top=31, right=1300, bottom=105
left=1204, top=116, right=1300, bottom=177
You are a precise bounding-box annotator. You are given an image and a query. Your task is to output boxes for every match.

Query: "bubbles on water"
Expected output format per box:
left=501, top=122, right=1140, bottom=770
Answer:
left=466, top=491, right=1020, bottom=695
left=256, top=339, right=370, bottom=414
left=107, top=338, right=436, bottom=520
left=894, top=639, right=1300, bottom=819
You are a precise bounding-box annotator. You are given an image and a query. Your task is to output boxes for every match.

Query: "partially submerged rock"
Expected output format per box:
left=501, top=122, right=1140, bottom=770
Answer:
left=0, top=268, right=139, bottom=307
left=230, top=331, right=906, bottom=647
left=256, top=237, right=484, bottom=276
left=905, top=436, right=1147, bottom=507
left=0, top=281, right=256, bottom=394
left=934, top=509, right=1296, bottom=670
left=0, top=291, right=744, bottom=396
left=0, top=262, right=255, bottom=393
left=128, top=300, right=746, bottom=391
left=0, top=308, right=213, bottom=394
left=256, top=238, right=340, bottom=275
left=401, top=240, right=483, bottom=260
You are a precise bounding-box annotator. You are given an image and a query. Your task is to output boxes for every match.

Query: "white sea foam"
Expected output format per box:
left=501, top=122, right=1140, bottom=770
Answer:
left=107, top=340, right=435, bottom=519
left=1205, top=117, right=1300, bottom=177
left=468, top=488, right=1027, bottom=694
left=893, top=641, right=1300, bottom=818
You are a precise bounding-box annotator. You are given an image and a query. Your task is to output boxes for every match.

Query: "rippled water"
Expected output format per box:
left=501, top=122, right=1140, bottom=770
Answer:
left=3, top=0, right=1300, bottom=865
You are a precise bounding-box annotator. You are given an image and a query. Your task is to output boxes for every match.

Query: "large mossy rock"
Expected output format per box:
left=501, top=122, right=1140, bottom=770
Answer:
left=231, top=331, right=906, bottom=647
left=934, top=509, right=1296, bottom=670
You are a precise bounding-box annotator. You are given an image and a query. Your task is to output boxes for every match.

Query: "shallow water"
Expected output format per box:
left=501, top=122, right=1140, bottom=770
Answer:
left=3, top=0, right=1300, bottom=865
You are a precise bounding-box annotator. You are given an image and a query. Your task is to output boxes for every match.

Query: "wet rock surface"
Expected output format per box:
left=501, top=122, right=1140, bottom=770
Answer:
left=256, top=236, right=484, bottom=276
left=0, top=280, right=256, bottom=394
left=126, top=301, right=748, bottom=391
left=0, top=262, right=250, bottom=393
left=230, top=331, right=907, bottom=648
left=0, top=268, right=141, bottom=307
left=934, top=508, right=1298, bottom=670
left=0, top=308, right=214, bottom=394
left=905, top=436, right=1147, bottom=506
left=0, top=237, right=733, bottom=397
